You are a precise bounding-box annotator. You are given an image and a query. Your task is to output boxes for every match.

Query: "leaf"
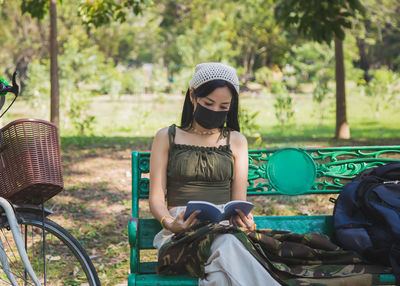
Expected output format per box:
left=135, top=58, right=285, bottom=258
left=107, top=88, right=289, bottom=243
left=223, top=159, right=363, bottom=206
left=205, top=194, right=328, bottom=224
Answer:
left=21, top=0, right=49, bottom=19
left=333, top=26, right=345, bottom=40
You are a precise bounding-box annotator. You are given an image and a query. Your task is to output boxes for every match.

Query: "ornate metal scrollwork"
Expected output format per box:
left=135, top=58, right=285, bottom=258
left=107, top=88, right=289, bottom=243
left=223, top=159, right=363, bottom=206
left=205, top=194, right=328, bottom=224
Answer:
left=138, top=156, right=150, bottom=173
left=139, top=178, right=149, bottom=198
left=247, top=146, right=400, bottom=195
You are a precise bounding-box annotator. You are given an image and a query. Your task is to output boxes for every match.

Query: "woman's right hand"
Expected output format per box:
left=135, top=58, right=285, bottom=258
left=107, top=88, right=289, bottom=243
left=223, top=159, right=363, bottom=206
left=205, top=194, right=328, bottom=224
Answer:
left=163, top=210, right=199, bottom=233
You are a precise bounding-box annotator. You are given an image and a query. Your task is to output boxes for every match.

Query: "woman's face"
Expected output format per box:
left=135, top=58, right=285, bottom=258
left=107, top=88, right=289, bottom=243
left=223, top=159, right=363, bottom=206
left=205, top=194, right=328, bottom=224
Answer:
left=193, top=86, right=232, bottom=112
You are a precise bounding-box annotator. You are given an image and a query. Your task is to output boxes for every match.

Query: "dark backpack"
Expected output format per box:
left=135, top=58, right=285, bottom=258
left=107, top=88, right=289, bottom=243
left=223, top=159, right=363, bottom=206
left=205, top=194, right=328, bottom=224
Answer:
left=331, top=162, right=400, bottom=284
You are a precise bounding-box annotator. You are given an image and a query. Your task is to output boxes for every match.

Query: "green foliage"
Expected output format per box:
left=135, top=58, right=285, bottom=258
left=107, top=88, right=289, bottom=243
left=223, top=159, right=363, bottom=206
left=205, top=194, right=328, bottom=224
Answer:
left=275, top=0, right=365, bottom=43
left=58, top=37, right=110, bottom=92
left=271, top=81, right=294, bottom=135
left=254, top=67, right=275, bottom=87
left=168, top=67, right=193, bottom=95
left=239, top=107, right=260, bottom=137
left=78, top=0, right=151, bottom=27
left=286, top=42, right=335, bottom=84
left=3, top=0, right=400, bottom=141
left=312, top=80, right=333, bottom=126
left=98, top=68, right=123, bottom=98
left=351, top=0, right=400, bottom=77
left=57, top=36, right=116, bottom=131
left=121, top=71, right=137, bottom=95
left=150, top=67, right=169, bottom=93
left=20, top=0, right=48, bottom=19
left=68, top=92, right=96, bottom=135
left=125, top=69, right=148, bottom=95
left=24, top=60, right=50, bottom=103
left=282, top=64, right=298, bottom=91
left=363, top=67, right=400, bottom=117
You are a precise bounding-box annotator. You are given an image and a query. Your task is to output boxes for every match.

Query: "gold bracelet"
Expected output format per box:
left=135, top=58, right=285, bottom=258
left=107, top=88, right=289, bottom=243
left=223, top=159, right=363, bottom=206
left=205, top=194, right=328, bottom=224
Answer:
left=160, top=215, right=174, bottom=229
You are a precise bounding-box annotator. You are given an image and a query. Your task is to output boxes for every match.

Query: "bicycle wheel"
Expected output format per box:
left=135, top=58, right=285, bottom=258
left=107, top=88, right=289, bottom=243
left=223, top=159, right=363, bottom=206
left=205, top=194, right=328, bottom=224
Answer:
left=0, top=211, right=100, bottom=285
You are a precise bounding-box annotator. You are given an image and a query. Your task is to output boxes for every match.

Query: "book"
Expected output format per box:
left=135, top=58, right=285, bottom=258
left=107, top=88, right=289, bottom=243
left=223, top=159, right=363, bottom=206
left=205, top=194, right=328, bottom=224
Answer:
left=183, top=200, right=254, bottom=223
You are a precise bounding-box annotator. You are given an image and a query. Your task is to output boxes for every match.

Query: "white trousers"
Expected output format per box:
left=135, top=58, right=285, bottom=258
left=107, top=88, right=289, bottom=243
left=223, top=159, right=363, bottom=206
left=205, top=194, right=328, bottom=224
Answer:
left=153, top=206, right=281, bottom=286
left=199, top=234, right=281, bottom=286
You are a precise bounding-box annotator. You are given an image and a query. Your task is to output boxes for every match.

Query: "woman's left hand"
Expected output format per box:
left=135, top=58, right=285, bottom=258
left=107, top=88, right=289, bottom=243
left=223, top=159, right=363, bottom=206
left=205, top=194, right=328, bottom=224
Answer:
left=230, top=209, right=256, bottom=230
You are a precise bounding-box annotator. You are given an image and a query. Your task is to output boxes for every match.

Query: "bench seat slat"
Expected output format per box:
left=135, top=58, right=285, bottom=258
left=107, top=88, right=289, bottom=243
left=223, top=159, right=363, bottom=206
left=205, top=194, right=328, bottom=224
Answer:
left=254, top=215, right=333, bottom=235
left=136, top=274, right=197, bottom=285
left=129, top=273, right=197, bottom=286
left=138, top=216, right=333, bottom=250
left=139, top=262, right=157, bottom=274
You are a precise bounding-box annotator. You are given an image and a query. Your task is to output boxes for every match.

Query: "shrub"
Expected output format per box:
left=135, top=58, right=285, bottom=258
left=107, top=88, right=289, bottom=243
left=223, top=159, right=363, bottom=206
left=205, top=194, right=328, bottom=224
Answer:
left=239, top=107, right=260, bottom=137
left=271, top=81, right=294, bottom=135
left=364, top=67, right=400, bottom=117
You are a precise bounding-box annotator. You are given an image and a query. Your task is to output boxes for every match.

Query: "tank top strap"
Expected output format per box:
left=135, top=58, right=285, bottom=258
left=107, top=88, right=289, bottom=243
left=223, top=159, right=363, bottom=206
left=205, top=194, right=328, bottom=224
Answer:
left=168, top=124, right=176, bottom=146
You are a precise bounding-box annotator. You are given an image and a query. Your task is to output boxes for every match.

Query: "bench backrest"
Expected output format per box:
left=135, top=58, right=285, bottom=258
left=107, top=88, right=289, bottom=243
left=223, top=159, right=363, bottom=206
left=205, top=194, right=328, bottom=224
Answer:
left=130, top=146, right=400, bottom=274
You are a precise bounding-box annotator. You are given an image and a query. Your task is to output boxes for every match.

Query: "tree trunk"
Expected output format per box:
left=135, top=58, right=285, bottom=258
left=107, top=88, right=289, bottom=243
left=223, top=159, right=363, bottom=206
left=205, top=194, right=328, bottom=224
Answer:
left=334, top=36, right=350, bottom=139
left=50, top=0, right=60, bottom=128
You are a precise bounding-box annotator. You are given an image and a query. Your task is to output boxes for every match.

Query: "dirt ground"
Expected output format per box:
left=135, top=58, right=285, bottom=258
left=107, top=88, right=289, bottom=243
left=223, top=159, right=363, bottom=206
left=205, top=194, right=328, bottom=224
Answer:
left=48, top=146, right=141, bottom=286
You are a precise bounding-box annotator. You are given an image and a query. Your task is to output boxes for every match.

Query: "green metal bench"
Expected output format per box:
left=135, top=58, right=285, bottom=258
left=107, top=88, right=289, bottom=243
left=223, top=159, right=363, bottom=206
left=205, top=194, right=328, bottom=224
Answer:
left=128, top=146, right=400, bottom=286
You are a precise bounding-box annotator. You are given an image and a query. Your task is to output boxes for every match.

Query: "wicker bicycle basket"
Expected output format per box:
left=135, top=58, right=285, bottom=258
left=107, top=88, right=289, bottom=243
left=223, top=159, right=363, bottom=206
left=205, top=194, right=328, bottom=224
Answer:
left=0, top=119, right=63, bottom=204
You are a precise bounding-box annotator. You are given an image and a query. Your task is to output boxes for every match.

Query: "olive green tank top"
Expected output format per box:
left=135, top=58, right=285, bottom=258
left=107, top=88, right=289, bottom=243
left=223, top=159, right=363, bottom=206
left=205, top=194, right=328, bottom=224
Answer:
left=166, top=124, right=234, bottom=206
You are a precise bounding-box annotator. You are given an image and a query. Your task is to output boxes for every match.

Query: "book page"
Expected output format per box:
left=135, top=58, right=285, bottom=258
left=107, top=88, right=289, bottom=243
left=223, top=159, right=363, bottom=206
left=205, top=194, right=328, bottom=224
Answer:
left=184, top=201, right=222, bottom=222
left=221, top=201, right=254, bottom=221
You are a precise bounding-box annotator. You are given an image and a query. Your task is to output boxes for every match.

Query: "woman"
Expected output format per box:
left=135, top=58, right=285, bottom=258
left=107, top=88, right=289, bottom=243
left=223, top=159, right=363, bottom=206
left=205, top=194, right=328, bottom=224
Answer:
left=149, top=63, right=280, bottom=286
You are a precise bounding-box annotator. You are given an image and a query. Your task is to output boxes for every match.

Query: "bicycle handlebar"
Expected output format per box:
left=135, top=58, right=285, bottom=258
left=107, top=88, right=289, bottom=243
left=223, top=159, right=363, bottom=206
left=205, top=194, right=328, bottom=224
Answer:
left=0, top=71, right=19, bottom=118
left=0, top=71, right=19, bottom=96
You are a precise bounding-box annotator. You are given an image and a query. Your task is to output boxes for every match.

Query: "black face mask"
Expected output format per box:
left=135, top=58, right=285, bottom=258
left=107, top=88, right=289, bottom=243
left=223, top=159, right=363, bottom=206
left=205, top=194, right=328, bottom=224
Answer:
left=193, top=103, right=228, bottom=129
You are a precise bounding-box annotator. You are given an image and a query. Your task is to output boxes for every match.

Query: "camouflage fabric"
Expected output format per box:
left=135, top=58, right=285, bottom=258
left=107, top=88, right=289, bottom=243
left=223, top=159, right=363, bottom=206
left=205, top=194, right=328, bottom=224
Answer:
left=157, top=223, right=390, bottom=285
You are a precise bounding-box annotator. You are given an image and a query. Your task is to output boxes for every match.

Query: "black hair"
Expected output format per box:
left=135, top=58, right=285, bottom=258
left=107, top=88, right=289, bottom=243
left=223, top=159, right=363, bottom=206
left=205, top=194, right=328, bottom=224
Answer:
left=180, top=80, right=240, bottom=131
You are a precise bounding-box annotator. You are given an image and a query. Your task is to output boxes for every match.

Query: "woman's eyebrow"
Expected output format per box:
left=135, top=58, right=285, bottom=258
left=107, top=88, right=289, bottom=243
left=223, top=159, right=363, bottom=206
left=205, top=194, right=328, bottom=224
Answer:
left=205, top=96, right=215, bottom=103
left=205, top=96, right=230, bottom=104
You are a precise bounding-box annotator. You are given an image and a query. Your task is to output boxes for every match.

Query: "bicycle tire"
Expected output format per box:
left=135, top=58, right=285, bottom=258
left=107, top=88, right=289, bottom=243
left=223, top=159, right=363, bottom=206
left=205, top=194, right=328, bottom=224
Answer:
left=0, top=211, right=101, bottom=285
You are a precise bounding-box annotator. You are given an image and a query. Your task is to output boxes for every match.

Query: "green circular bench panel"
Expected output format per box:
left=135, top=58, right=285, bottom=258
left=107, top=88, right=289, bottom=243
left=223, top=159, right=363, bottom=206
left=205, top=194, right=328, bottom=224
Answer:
left=267, top=148, right=316, bottom=195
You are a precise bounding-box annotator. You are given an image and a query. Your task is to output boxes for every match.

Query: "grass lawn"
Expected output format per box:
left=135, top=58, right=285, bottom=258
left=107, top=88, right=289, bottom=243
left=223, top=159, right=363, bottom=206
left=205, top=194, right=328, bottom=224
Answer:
left=0, top=90, right=398, bottom=285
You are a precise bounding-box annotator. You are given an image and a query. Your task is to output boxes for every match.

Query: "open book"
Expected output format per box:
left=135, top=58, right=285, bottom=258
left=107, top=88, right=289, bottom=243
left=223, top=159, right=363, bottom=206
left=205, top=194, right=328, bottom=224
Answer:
left=183, top=200, right=254, bottom=223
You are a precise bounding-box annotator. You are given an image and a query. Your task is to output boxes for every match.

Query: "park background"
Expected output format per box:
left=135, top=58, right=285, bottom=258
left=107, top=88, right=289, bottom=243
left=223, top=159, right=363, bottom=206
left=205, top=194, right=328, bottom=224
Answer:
left=0, top=0, right=399, bottom=284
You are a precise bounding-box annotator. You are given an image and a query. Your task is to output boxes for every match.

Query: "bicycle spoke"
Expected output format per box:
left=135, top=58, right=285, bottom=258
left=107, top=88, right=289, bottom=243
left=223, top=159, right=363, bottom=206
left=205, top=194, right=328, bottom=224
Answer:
left=0, top=228, right=37, bottom=284
left=0, top=228, right=20, bottom=269
left=0, top=213, right=100, bottom=285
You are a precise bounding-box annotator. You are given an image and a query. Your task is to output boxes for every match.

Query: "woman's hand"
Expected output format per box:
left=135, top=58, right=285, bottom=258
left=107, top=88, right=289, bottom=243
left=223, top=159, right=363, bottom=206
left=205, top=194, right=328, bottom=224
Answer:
left=230, top=209, right=256, bottom=230
left=163, top=210, right=199, bottom=233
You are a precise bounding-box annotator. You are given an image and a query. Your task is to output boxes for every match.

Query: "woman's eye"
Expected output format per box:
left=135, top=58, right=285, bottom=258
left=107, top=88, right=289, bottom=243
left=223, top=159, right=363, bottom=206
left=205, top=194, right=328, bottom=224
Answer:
left=205, top=103, right=213, bottom=106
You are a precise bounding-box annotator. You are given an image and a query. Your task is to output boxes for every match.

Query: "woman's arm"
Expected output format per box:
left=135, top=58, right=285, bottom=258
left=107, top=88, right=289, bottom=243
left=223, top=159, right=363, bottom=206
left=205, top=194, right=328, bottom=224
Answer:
left=230, top=131, right=248, bottom=201
left=149, top=128, right=198, bottom=233
left=230, top=131, right=255, bottom=230
left=149, top=128, right=170, bottom=222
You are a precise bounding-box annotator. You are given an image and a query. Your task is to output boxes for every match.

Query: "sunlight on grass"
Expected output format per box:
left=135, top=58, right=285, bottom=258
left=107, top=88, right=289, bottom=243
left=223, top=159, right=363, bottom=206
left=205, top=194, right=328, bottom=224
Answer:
left=3, top=91, right=399, bottom=145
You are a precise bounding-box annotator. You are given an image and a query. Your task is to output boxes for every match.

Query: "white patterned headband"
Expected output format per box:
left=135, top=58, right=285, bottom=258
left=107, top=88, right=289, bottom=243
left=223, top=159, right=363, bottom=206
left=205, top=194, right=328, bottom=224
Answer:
left=189, top=62, right=240, bottom=94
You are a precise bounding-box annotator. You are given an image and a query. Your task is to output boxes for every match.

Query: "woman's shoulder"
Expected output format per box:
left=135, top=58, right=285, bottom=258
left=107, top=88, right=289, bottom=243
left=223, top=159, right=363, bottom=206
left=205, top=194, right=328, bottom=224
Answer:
left=152, top=126, right=172, bottom=148
left=229, top=130, right=248, bottom=148
left=154, top=126, right=169, bottom=138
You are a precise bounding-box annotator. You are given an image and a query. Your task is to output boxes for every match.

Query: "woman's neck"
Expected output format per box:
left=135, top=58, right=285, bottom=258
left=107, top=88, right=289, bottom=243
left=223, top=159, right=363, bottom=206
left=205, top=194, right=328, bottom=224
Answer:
left=189, top=121, right=219, bottom=135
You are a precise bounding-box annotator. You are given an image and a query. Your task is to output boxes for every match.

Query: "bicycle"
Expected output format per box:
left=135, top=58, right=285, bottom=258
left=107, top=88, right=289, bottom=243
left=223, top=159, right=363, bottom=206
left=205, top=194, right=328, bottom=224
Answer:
left=0, top=72, right=101, bottom=285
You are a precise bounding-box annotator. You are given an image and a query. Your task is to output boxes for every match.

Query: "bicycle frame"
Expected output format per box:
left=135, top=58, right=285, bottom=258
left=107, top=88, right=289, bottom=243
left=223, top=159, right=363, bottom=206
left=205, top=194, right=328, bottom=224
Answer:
left=0, top=198, right=41, bottom=285
left=0, top=72, right=41, bottom=285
